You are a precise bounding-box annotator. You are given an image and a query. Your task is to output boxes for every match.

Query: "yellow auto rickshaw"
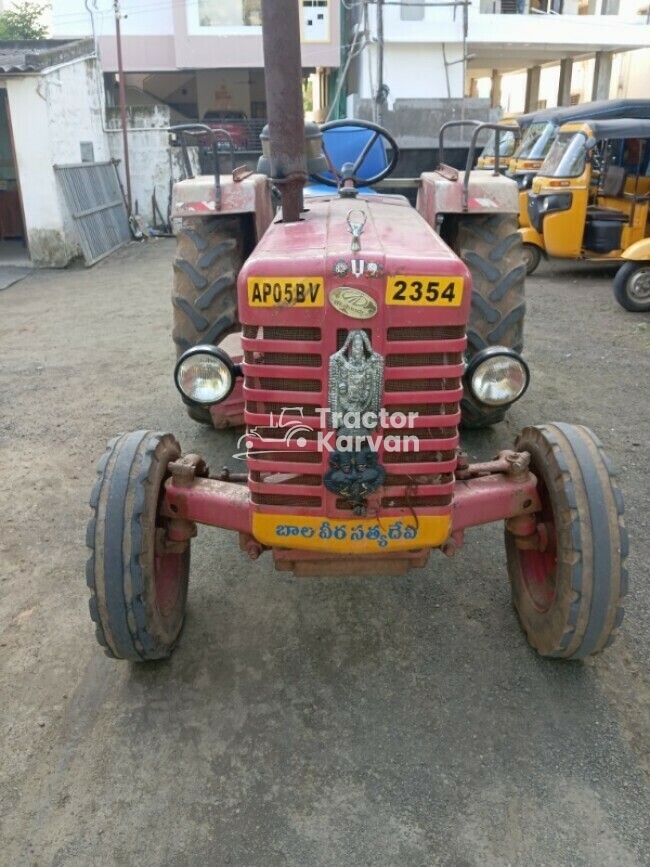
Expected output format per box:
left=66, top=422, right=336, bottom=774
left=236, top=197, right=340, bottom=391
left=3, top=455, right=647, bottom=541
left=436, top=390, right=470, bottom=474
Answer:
left=519, top=118, right=650, bottom=311
left=508, top=99, right=650, bottom=230
left=476, top=115, right=532, bottom=171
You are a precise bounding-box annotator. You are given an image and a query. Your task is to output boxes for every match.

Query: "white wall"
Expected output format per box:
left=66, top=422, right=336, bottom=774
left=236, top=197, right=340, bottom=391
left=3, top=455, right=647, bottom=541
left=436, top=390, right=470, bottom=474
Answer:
left=106, top=103, right=190, bottom=227
left=612, top=47, right=650, bottom=99
left=7, top=55, right=110, bottom=266
left=476, top=45, right=650, bottom=114
left=357, top=43, right=466, bottom=102
left=366, top=2, right=462, bottom=42
left=52, top=0, right=174, bottom=38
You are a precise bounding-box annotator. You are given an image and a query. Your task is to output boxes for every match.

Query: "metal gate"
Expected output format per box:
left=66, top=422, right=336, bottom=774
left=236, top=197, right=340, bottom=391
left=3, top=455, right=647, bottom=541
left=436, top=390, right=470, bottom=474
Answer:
left=55, top=161, right=131, bottom=266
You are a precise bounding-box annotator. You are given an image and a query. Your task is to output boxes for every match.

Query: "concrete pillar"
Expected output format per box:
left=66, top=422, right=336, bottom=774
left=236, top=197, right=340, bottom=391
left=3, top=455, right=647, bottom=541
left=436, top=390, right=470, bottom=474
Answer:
left=468, top=78, right=479, bottom=98
left=591, top=51, right=613, bottom=101
left=557, top=58, right=573, bottom=106
left=524, top=66, right=541, bottom=113
left=491, top=69, right=502, bottom=109
left=311, top=67, right=329, bottom=121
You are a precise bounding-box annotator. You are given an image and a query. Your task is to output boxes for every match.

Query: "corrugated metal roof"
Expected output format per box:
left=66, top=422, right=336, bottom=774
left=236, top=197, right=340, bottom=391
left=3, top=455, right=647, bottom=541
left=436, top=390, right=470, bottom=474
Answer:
left=0, top=39, right=94, bottom=74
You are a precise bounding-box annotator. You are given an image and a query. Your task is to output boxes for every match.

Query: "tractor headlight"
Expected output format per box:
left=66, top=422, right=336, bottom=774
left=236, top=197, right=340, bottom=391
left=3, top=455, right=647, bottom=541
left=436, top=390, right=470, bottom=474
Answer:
left=174, top=346, right=237, bottom=406
left=466, top=348, right=530, bottom=407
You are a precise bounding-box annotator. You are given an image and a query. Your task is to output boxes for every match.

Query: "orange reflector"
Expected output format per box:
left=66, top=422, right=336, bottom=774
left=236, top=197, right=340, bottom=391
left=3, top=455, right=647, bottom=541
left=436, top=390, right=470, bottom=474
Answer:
left=549, top=180, right=571, bottom=187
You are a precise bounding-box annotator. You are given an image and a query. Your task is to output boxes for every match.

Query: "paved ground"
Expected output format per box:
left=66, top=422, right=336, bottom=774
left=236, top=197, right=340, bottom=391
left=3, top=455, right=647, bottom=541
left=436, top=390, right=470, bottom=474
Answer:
left=1, top=239, right=649, bottom=867
left=0, top=266, right=32, bottom=292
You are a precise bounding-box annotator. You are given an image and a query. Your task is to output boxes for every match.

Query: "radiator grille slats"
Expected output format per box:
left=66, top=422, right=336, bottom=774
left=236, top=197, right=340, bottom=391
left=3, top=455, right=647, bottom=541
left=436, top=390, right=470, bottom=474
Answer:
left=244, top=325, right=324, bottom=508
left=379, top=325, right=463, bottom=509
left=243, top=322, right=463, bottom=513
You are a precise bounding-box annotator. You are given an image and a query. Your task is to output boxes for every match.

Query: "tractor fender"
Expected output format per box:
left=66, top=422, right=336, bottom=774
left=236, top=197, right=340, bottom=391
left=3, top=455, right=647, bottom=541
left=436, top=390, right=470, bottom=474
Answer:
left=518, top=226, right=545, bottom=251
left=172, top=173, right=274, bottom=242
left=417, top=171, right=519, bottom=225
left=621, top=238, right=650, bottom=261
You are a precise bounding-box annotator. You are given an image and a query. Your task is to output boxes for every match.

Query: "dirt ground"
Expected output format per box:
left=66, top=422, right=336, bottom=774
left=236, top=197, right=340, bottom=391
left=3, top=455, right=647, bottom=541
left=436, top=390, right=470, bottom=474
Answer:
left=1, top=239, right=649, bottom=867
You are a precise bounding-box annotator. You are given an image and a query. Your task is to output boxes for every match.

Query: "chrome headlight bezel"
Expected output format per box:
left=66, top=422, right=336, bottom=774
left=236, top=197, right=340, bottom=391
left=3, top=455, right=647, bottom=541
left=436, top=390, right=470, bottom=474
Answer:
left=465, top=347, right=530, bottom=408
left=174, top=345, right=238, bottom=406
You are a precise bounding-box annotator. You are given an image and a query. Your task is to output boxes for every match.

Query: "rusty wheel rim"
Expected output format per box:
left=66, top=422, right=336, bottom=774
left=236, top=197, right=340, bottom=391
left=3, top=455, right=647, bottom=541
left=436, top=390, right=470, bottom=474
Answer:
left=629, top=267, right=650, bottom=302
left=154, top=551, right=184, bottom=618
left=153, top=465, right=184, bottom=619
left=517, top=479, right=558, bottom=614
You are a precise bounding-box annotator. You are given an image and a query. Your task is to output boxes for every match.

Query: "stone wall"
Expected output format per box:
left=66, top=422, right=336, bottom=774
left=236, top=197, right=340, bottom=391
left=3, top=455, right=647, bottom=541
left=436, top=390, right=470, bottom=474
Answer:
left=348, top=96, right=502, bottom=148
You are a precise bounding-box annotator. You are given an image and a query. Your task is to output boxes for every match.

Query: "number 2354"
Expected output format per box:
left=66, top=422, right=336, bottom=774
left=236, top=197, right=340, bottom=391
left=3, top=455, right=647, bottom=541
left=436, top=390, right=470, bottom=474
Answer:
left=386, top=277, right=463, bottom=306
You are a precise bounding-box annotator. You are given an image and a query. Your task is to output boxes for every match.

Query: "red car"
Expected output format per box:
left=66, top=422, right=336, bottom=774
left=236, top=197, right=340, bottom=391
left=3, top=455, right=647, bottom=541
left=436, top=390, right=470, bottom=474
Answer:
left=202, top=110, right=249, bottom=150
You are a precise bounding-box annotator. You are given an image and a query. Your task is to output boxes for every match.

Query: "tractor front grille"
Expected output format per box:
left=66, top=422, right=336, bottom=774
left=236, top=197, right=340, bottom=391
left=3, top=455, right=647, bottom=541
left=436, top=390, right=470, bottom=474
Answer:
left=379, top=325, right=464, bottom=511
left=241, top=322, right=465, bottom=515
left=242, top=324, right=325, bottom=509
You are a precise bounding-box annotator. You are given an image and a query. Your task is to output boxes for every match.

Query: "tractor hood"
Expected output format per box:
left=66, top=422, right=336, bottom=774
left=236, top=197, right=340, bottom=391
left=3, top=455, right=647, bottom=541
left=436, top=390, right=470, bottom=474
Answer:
left=239, top=193, right=471, bottom=307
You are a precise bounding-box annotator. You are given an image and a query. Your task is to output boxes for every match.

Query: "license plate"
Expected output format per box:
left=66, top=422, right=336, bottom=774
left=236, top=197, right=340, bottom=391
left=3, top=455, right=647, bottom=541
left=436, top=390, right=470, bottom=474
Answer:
left=386, top=276, right=463, bottom=306
left=248, top=277, right=324, bottom=307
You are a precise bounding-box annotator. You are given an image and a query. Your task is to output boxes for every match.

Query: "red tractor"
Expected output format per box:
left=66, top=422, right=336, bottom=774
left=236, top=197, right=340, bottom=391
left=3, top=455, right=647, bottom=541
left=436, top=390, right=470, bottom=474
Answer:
left=86, top=0, right=627, bottom=663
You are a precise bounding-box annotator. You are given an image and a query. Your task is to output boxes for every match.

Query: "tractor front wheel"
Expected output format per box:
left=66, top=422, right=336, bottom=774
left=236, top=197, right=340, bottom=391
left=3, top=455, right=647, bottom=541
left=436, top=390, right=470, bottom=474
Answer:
left=86, top=431, right=190, bottom=660
left=505, top=423, right=627, bottom=659
left=456, top=213, right=526, bottom=428
left=613, top=261, right=650, bottom=312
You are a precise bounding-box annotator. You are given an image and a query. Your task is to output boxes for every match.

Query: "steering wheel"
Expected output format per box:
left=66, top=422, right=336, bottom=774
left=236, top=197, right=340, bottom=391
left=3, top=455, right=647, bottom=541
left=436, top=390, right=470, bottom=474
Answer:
left=311, top=119, right=400, bottom=187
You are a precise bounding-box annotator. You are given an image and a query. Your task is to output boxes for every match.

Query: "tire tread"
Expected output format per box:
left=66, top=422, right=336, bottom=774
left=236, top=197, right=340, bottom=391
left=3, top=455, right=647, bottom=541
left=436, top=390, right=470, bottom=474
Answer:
left=86, top=431, right=188, bottom=661
left=456, top=213, right=526, bottom=428
left=507, top=423, right=627, bottom=659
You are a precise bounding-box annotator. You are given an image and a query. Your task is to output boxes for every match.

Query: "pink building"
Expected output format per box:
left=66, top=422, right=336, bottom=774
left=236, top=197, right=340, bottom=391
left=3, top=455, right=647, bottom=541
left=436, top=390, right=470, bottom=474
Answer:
left=52, top=0, right=341, bottom=123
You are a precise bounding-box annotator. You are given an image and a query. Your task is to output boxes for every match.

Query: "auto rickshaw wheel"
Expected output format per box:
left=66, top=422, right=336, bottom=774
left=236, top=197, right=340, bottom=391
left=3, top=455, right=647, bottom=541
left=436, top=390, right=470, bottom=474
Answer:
left=522, top=243, right=542, bottom=276
left=505, top=423, right=627, bottom=659
left=86, top=431, right=190, bottom=661
left=613, top=261, right=650, bottom=312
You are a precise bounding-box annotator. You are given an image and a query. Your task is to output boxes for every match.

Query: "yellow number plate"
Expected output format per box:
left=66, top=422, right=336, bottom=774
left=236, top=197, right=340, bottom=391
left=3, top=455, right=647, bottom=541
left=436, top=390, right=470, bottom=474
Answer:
left=386, top=276, right=463, bottom=307
left=248, top=277, right=324, bottom=307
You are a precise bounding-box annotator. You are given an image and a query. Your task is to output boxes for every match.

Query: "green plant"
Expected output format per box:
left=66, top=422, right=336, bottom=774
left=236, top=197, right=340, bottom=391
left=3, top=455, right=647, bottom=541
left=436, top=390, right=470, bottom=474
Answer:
left=0, top=2, right=50, bottom=40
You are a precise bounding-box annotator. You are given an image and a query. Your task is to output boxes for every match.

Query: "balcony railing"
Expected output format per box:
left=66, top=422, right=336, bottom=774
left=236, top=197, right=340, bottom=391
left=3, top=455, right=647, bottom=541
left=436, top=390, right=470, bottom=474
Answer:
left=479, top=0, right=631, bottom=13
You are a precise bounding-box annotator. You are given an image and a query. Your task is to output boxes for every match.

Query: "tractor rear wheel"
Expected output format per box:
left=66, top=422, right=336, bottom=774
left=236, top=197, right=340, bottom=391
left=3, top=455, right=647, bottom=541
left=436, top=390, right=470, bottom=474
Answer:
left=172, top=216, right=247, bottom=423
left=505, top=423, right=627, bottom=659
left=456, top=213, right=526, bottom=428
left=86, top=431, right=190, bottom=661
left=613, top=261, right=650, bottom=312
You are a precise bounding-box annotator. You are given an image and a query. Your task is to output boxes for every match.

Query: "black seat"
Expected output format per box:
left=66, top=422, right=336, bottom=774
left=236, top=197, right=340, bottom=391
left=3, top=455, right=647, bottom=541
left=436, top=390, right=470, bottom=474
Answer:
left=586, top=206, right=628, bottom=222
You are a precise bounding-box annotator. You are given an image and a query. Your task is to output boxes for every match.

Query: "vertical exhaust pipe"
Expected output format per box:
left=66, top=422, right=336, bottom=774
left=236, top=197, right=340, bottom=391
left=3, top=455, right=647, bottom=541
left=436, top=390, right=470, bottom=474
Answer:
left=260, top=0, right=307, bottom=223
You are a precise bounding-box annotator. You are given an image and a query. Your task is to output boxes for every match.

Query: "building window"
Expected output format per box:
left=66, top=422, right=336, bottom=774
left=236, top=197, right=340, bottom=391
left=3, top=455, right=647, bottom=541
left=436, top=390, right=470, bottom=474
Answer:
left=199, top=0, right=262, bottom=28
left=401, top=1, right=425, bottom=19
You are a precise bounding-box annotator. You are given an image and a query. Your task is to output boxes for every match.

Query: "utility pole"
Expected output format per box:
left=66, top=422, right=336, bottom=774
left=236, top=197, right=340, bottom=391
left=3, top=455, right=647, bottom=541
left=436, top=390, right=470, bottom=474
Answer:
left=114, top=0, right=132, bottom=214
left=376, top=0, right=385, bottom=125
